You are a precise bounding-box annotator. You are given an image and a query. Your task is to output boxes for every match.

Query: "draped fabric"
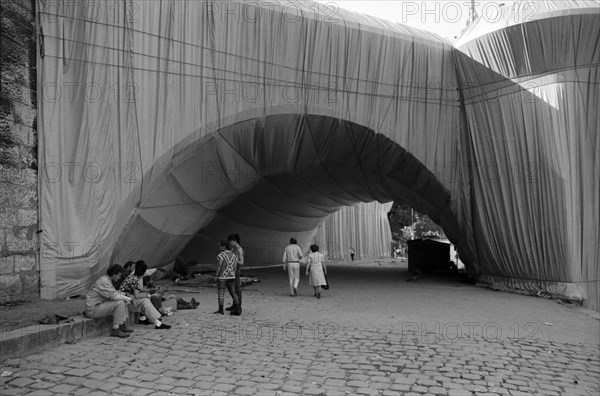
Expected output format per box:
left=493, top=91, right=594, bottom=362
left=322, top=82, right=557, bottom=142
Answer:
left=38, top=0, right=598, bottom=311
left=314, top=202, right=394, bottom=261
left=454, top=0, right=599, bottom=310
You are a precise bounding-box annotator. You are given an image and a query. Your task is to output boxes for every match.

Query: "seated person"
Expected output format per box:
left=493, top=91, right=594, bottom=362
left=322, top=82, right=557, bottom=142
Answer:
left=125, top=260, right=172, bottom=315
left=123, top=261, right=136, bottom=275
left=130, top=260, right=199, bottom=312
left=119, top=261, right=171, bottom=329
left=111, top=261, right=134, bottom=290
left=84, top=264, right=134, bottom=338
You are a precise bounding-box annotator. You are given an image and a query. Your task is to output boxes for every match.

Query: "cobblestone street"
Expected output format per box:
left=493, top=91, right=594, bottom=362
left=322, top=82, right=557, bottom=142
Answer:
left=2, top=1, right=598, bottom=394
left=1, top=263, right=599, bottom=395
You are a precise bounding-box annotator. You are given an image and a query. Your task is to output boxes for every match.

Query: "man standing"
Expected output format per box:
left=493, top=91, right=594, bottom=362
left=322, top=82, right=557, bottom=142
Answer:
left=84, top=264, right=134, bottom=338
left=227, top=233, right=244, bottom=312
left=283, top=237, right=303, bottom=296
left=349, top=247, right=356, bottom=261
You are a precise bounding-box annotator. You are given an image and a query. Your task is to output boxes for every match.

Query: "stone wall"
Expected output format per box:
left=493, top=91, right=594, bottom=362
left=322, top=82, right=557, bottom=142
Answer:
left=0, top=0, right=39, bottom=303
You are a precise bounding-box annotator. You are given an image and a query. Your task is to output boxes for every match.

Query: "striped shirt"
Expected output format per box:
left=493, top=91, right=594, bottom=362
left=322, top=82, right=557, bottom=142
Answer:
left=217, top=250, right=238, bottom=280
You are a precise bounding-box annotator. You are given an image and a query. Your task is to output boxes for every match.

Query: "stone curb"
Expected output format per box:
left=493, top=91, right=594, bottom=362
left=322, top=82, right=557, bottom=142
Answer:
left=0, top=315, right=111, bottom=362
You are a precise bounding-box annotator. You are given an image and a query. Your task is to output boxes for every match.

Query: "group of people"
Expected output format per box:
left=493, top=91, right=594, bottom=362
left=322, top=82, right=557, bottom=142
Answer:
left=84, top=260, right=173, bottom=338
left=86, top=233, right=330, bottom=338
left=282, top=238, right=328, bottom=299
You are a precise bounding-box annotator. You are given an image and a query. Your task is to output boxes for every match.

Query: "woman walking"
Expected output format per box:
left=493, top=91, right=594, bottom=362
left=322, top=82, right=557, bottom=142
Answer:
left=305, top=244, right=327, bottom=299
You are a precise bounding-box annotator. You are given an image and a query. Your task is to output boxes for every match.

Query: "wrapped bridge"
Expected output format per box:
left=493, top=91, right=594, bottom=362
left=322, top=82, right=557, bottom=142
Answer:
left=38, top=1, right=599, bottom=310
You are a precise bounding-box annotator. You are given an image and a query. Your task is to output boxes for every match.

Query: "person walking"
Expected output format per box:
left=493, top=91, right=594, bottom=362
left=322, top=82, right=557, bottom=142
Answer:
left=349, top=247, right=355, bottom=261
left=282, top=237, right=303, bottom=296
left=214, top=240, right=241, bottom=315
left=226, top=233, right=244, bottom=312
left=306, top=244, right=328, bottom=299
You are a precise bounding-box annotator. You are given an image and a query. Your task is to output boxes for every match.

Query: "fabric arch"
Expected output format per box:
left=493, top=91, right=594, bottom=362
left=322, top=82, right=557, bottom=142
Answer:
left=37, top=0, right=598, bottom=311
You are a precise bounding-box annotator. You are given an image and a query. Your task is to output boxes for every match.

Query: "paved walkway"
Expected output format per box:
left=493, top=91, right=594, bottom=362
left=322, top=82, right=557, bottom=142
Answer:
left=1, top=261, right=599, bottom=395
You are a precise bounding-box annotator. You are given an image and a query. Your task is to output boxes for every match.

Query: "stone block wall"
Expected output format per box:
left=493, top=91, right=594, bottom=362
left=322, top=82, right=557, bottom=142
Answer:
left=0, top=0, right=39, bottom=303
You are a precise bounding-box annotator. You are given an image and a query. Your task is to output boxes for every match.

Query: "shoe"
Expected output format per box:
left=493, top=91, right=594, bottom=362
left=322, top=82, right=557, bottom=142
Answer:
left=155, top=323, right=171, bottom=329
left=191, top=298, right=198, bottom=307
left=317, top=293, right=321, bottom=299
left=110, top=328, right=130, bottom=338
left=225, top=305, right=234, bottom=311
left=138, top=318, right=153, bottom=325
left=214, top=306, right=224, bottom=315
left=119, top=324, right=134, bottom=333
left=230, top=303, right=241, bottom=316
left=293, top=288, right=298, bottom=296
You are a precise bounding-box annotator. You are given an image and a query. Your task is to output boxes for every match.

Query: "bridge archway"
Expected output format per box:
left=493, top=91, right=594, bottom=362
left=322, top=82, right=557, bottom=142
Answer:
left=37, top=1, right=597, bottom=310
left=111, top=113, right=470, bottom=270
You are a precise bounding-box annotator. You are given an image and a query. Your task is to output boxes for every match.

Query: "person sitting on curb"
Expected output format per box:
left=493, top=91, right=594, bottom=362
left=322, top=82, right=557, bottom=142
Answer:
left=122, top=260, right=169, bottom=315
left=125, top=260, right=198, bottom=312
left=119, top=261, right=172, bottom=329
left=84, top=264, right=134, bottom=338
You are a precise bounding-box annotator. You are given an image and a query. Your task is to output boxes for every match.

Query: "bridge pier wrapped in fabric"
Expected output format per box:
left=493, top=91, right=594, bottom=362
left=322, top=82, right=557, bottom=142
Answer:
left=37, top=0, right=599, bottom=311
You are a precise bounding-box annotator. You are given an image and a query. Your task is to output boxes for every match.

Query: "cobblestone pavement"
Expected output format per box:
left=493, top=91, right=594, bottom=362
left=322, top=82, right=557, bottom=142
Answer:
left=1, top=263, right=599, bottom=395
left=1, top=314, right=599, bottom=395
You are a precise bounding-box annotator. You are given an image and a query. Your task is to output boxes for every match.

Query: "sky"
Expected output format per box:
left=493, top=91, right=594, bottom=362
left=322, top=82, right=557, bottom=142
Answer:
left=315, top=0, right=508, bottom=40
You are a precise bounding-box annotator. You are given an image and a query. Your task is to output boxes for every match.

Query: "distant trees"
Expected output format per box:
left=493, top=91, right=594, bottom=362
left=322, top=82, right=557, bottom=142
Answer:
left=387, top=203, right=413, bottom=236
left=388, top=203, right=445, bottom=242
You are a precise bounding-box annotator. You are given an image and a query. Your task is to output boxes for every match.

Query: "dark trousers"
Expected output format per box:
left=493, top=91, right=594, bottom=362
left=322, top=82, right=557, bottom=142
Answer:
left=234, top=266, right=242, bottom=306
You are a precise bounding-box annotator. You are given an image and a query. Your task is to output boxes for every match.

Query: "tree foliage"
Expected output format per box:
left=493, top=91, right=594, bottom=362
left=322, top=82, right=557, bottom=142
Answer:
left=388, top=202, right=445, bottom=242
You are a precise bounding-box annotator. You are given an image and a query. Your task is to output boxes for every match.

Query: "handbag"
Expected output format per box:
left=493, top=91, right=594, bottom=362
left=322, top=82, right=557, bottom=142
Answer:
left=322, top=273, right=329, bottom=290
